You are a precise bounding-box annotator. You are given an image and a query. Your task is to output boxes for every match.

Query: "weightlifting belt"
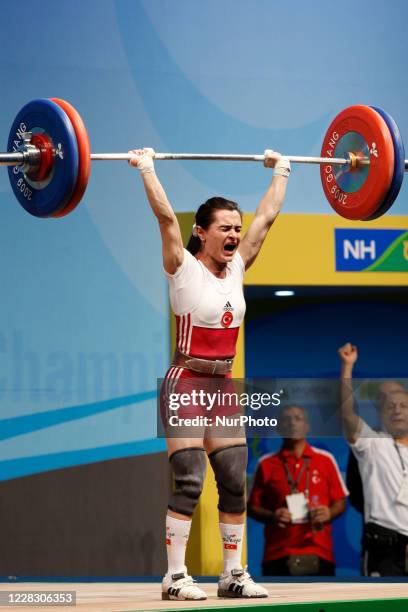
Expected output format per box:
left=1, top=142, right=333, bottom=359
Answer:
left=172, top=349, right=233, bottom=375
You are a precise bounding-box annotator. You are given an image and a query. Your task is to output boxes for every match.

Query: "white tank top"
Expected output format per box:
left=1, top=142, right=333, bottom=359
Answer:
left=165, top=248, right=246, bottom=359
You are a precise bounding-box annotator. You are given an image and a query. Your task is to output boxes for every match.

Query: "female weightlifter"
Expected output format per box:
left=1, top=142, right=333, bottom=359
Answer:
left=129, top=148, right=290, bottom=600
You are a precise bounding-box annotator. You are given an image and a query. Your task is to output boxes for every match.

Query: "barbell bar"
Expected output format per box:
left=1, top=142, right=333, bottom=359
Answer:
left=4, top=98, right=407, bottom=220
left=0, top=150, right=352, bottom=165
left=94, top=153, right=356, bottom=164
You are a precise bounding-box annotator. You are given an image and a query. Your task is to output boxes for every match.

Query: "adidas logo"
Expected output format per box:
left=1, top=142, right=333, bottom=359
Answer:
left=223, top=301, right=234, bottom=312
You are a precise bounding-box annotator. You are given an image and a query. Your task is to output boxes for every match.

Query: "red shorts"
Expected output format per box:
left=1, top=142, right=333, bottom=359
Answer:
left=160, top=366, right=241, bottom=428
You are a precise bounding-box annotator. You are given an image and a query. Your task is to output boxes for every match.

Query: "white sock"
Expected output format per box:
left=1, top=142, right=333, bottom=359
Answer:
left=166, top=514, right=192, bottom=575
left=219, top=522, right=244, bottom=573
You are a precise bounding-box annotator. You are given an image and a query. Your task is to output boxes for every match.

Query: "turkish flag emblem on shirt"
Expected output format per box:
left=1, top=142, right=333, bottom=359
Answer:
left=221, top=311, right=234, bottom=327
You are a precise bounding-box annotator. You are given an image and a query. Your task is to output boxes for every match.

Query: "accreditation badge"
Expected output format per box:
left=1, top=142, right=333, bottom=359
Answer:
left=396, top=473, right=408, bottom=507
left=286, top=493, right=309, bottom=523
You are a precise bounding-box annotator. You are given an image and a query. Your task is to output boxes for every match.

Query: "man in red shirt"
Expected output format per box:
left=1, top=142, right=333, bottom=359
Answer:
left=247, top=405, right=348, bottom=576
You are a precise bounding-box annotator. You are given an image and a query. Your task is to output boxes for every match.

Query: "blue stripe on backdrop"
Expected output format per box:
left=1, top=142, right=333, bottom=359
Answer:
left=0, top=437, right=166, bottom=482
left=0, top=391, right=157, bottom=441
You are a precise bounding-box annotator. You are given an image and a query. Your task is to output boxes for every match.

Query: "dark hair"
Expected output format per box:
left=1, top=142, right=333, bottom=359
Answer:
left=186, top=196, right=242, bottom=255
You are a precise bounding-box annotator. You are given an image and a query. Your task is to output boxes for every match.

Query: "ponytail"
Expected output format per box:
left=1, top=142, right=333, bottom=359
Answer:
left=186, top=234, right=201, bottom=255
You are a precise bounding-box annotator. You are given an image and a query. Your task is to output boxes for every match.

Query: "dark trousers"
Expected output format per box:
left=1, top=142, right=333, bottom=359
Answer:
left=364, top=522, right=408, bottom=576
left=262, top=556, right=335, bottom=576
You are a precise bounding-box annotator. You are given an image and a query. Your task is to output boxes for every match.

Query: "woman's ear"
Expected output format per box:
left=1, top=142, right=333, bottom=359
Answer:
left=196, top=226, right=206, bottom=244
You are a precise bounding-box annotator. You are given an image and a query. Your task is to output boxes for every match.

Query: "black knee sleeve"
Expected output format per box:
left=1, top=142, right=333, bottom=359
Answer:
left=168, top=447, right=207, bottom=516
left=209, top=444, right=248, bottom=513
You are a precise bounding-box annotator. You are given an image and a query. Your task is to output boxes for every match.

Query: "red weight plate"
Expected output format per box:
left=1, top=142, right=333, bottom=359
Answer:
left=320, top=105, right=394, bottom=220
left=50, top=98, right=91, bottom=217
left=27, top=132, right=54, bottom=182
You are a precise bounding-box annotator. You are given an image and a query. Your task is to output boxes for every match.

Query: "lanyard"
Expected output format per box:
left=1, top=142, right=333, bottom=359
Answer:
left=282, top=456, right=311, bottom=497
left=394, top=442, right=407, bottom=476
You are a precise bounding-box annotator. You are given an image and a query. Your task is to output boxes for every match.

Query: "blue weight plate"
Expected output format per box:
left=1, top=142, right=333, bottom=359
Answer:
left=366, top=106, right=405, bottom=220
left=7, top=98, right=78, bottom=217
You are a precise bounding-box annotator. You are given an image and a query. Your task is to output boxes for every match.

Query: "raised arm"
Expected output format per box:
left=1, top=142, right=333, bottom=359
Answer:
left=238, top=151, right=290, bottom=270
left=129, top=148, right=184, bottom=275
left=338, top=343, right=362, bottom=443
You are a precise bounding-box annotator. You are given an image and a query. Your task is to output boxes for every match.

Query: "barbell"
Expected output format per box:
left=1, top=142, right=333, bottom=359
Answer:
left=2, top=98, right=407, bottom=220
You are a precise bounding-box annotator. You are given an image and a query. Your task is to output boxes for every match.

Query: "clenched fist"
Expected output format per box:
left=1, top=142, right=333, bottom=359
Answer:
left=338, top=342, right=358, bottom=366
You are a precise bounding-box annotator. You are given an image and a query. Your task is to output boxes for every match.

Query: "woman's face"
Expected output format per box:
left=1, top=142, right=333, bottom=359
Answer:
left=198, top=209, right=242, bottom=263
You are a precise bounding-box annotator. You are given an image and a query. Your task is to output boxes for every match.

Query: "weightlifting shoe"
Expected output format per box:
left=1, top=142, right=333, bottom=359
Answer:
left=218, top=567, right=268, bottom=598
left=162, top=569, right=207, bottom=601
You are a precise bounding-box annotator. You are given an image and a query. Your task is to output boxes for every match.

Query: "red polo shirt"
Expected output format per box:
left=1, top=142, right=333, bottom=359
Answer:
left=248, top=443, right=348, bottom=564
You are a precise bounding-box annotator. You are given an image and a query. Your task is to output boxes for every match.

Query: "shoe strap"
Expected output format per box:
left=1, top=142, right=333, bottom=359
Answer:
left=171, top=572, right=186, bottom=581
left=231, top=568, right=254, bottom=584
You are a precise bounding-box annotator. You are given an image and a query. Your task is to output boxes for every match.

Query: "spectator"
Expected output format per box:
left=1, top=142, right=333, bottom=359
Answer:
left=346, top=381, right=406, bottom=516
left=338, top=343, right=408, bottom=576
left=247, top=405, right=348, bottom=576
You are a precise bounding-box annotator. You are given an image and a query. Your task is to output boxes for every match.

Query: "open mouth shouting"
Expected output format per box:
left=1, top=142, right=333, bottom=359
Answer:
left=223, top=242, right=238, bottom=255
